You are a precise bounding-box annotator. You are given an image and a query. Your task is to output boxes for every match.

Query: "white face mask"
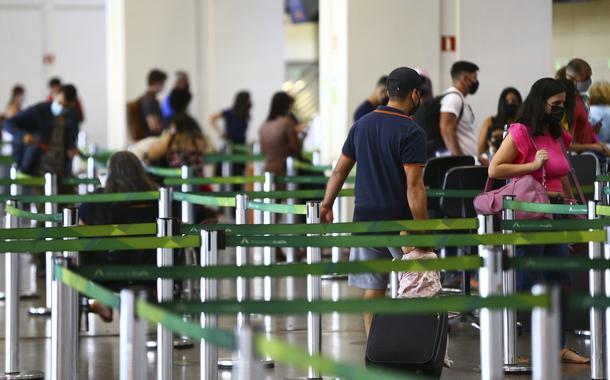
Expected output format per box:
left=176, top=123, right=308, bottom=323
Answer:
left=51, top=100, right=63, bottom=116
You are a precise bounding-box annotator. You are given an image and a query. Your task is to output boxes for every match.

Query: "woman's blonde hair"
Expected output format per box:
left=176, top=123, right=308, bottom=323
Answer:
left=589, top=80, right=610, bottom=106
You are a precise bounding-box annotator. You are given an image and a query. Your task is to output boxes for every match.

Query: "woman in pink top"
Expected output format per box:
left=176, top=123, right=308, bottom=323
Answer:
left=489, top=78, right=589, bottom=364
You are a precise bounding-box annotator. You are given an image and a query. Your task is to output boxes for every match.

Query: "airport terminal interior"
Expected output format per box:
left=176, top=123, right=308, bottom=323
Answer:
left=1, top=0, right=610, bottom=379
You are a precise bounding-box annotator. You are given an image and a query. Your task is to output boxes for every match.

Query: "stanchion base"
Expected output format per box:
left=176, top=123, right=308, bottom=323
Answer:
left=27, top=307, right=51, bottom=317
left=574, top=329, right=590, bottom=337
left=320, top=273, right=347, bottom=281
left=146, top=338, right=195, bottom=350
left=218, top=357, right=275, bottom=370
left=503, top=364, right=532, bottom=373
left=0, top=370, right=45, bottom=379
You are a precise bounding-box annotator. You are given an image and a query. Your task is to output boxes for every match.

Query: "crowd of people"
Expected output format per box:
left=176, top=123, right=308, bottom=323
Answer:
left=2, top=57, right=610, bottom=371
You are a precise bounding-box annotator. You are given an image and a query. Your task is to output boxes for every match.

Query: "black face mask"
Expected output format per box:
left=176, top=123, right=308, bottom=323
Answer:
left=380, top=96, right=389, bottom=106
left=469, top=80, right=479, bottom=95
left=544, top=105, right=564, bottom=125
left=504, top=103, right=519, bottom=118
left=491, top=138, right=503, bottom=151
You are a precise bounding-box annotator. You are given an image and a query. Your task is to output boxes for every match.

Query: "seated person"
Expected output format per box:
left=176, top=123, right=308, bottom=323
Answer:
left=79, top=151, right=159, bottom=322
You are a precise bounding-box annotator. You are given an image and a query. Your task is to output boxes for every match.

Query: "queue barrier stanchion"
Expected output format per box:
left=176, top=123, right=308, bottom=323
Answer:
left=157, top=188, right=174, bottom=380
left=263, top=172, right=276, bottom=268
left=86, top=143, right=97, bottom=193
left=252, top=143, right=264, bottom=261
left=181, top=165, right=196, bottom=300
left=2, top=200, right=44, bottom=380
left=595, top=180, right=603, bottom=203
left=285, top=158, right=297, bottom=263
left=588, top=200, right=605, bottom=379
left=477, top=214, right=503, bottom=380
left=232, top=324, right=264, bottom=380
left=222, top=145, right=234, bottom=221
left=29, top=173, right=58, bottom=317
left=306, top=201, right=323, bottom=379
left=119, top=289, right=147, bottom=380
left=322, top=159, right=347, bottom=281
left=501, top=195, right=531, bottom=373
left=605, top=226, right=610, bottom=380
left=531, top=285, right=561, bottom=380
left=201, top=229, right=219, bottom=380
left=51, top=208, right=79, bottom=380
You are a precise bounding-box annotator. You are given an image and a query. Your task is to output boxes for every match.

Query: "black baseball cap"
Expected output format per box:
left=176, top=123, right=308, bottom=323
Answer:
left=386, top=67, right=424, bottom=94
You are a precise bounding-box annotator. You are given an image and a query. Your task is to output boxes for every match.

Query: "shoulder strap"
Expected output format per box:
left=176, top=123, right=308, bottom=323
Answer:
left=441, top=91, right=465, bottom=123
left=559, top=139, right=586, bottom=204
left=525, top=132, right=547, bottom=189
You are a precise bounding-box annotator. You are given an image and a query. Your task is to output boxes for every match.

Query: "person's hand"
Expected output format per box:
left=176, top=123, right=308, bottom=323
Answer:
left=600, top=144, right=610, bottom=157
left=22, top=133, right=37, bottom=145
left=320, top=203, right=333, bottom=224
left=531, top=149, right=549, bottom=170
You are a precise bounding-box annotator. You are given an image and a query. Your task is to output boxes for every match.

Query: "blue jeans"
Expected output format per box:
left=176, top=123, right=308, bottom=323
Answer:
left=516, top=244, right=571, bottom=347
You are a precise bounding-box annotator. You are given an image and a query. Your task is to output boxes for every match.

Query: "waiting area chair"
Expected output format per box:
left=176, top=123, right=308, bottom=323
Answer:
left=423, top=156, right=475, bottom=218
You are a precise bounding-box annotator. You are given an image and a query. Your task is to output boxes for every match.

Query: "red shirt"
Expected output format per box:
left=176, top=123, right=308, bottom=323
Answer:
left=572, top=94, right=598, bottom=144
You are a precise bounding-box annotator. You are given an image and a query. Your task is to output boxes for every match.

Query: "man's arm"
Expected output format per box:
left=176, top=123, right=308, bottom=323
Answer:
left=4, top=106, right=38, bottom=144
left=320, top=155, right=355, bottom=223
left=440, top=112, right=462, bottom=155
left=404, top=165, right=428, bottom=220
left=146, top=115, right=164, bottom=134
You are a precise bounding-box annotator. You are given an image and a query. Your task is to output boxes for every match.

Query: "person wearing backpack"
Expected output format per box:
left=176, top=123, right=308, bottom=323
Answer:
left=127, top=69, right=167, bottom=142
left=439, top=61, right=479, bottom=157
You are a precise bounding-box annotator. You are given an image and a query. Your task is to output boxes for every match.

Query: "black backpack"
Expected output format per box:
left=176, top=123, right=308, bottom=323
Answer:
left=413, top=91, right=464, bottom=158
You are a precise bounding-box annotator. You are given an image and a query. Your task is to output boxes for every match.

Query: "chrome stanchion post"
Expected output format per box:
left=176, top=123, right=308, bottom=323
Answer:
left=322, top=160, right=347, bottom=281
left=605, top=226, right=610, bottom=380
left=221, top=146, right=233, bottom=220
left=232, top=323, right=263, bottom=380
left=588, top=200, right=605, bottom=379
left=86, top=143, right=97, bottom=193
left=531, top=285, right=561, bottom=380
left=157, top=188, right=174, bottom=380
left=181, top=165, right=196, bottom=299
left=2, top=200, right=44, bottom=380
left=51, top=207, right=79, bottom=380
left=200, top=230, right=219, bottom=380
left=501, top=195, right=530, bottom=373
left=285, top=158, right=297, bottom=263
left=262, top=172, right=275, bottom=304
left=119, top=289, right=147, bottom=380
left=595, top=180, right=603, bottom=203
left=306, top=201, right=322, bottom=379
left=29, top=173, right=58, bottom=316
left=390, top=267, right=399, bottom=299
left=477, top=214, right=503, bottom=380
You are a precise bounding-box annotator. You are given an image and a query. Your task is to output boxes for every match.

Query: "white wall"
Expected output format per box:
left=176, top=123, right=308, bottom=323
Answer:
left=458, top=0, right=552, bottom=133
left=0, top=0, right=107, bottom=147
left=285, top=21, right=319, bottom=63
left=553, top=0, right=610, bottom=82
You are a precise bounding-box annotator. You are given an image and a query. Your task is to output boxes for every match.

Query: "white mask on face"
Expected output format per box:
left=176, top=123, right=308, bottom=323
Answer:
left=51, top=100, right=63, bottom=116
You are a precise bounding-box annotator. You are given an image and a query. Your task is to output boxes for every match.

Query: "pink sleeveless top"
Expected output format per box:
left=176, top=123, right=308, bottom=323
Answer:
left=508, top=123, right=572, bottom=193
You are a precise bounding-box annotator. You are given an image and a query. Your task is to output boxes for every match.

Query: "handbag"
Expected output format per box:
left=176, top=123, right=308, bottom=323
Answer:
left=473, top=133, right=551, bottom=220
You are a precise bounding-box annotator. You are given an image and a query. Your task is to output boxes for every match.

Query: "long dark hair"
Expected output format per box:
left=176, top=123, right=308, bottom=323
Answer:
left=9, top=85, right=24, bottom=104
left=495, top=87, right=522, bottom=126
left=516, top=78, right=566, bottom=139
left=558, top=79, right=576, bottom=127
left=105, top=151, right=158, bottom=193
left=266, top=92, right=294, bottom=122
left=232, top=91, right=251, bottom=121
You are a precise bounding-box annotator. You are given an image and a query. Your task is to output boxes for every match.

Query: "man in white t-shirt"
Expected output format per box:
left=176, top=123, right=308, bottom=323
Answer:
left=440, top=61, right=479, bottom=157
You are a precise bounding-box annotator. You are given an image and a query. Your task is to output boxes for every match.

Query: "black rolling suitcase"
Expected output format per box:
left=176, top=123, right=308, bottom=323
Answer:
left=365, top=312, right=448, bottom=378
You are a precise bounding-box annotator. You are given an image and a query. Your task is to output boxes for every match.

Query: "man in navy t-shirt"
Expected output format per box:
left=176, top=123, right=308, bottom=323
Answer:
left=321, top=67, right=428, bottom=337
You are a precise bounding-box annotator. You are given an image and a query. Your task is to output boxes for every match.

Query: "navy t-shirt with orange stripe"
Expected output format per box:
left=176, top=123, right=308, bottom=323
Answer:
left=342, top=106, right=426, bottom=222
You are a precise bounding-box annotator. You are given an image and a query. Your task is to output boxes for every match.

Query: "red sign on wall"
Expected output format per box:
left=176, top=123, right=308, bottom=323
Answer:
left=441, top=36, right=456, bottom=52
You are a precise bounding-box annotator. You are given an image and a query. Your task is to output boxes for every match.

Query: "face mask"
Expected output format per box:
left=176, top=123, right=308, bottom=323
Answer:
left=380, top=96, right=389, bottom=105
left=504, top=103, right=519, bottom=118
left=50, top=100, right=63, bottom=116
left=576, top=78, right=592, bottom=94
left=544, top=105, right=564, bottom=125
left=468, top=80, right=479, bottom=95
left=491, top=138, right=503, bottom=151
